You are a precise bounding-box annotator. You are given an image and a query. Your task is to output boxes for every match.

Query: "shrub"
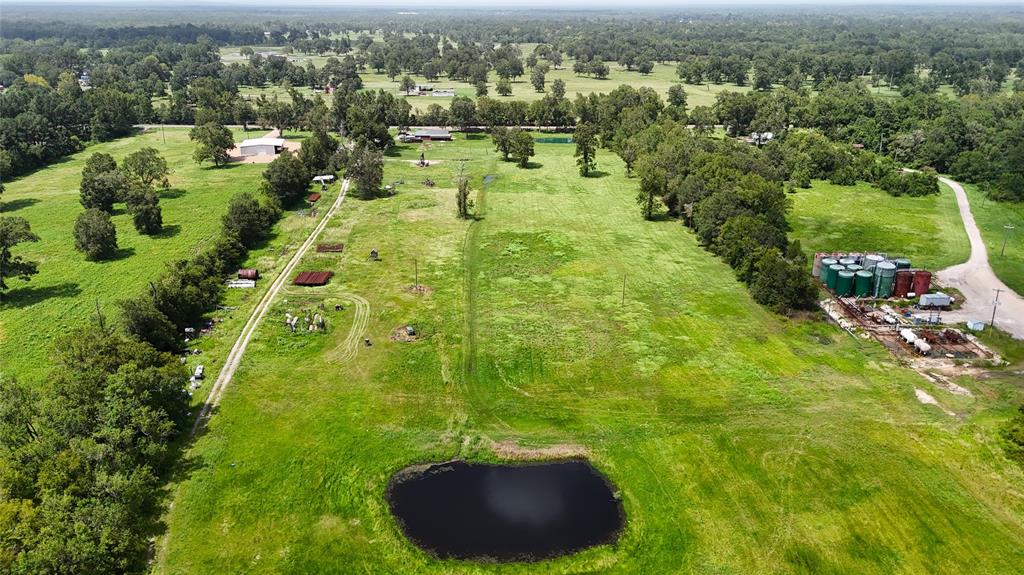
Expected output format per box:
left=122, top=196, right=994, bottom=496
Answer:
left=73, top=208, right=118, bottom=260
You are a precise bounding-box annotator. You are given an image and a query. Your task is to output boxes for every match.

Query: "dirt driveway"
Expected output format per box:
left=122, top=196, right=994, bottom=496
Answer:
left=935, top=176, right=1024, bottom=339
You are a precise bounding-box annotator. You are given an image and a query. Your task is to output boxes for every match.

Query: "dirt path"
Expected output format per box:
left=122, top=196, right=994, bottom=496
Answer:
left=330, top=293, right=370, bottom=363
left=190, top=178, right=350, bottom=435
left=934, top=176, right=1024, bottom=339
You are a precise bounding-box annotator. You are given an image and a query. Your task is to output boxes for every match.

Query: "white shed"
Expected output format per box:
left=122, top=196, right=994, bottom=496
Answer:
left=238, top=137, right=285, bottom=156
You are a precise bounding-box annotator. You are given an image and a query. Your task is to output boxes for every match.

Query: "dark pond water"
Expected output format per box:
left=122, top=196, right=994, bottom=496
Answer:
left=386, top=459, right=624, bottom=562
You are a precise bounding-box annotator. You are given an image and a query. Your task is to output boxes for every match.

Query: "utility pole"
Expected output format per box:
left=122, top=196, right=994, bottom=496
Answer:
left=1001, top=224, right=1015, bottom=257
left=989, top=288, right=1003, bottom=331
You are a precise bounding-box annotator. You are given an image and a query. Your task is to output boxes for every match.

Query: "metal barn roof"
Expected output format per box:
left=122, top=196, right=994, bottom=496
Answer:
left=239, top=137, right=285, bottom=147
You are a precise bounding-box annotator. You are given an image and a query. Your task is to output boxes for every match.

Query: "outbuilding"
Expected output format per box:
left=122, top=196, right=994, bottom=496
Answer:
left=238, top=137, right=285, bottom=156
left=412, top=128, right=452, bottom=141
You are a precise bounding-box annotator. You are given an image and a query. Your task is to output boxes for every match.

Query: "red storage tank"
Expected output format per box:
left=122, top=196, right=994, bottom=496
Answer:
left=913, top=270, right=932, bottom=295
left=238, top=269, right=259, bottom=280
left=893, top=270, right=913, bottom=298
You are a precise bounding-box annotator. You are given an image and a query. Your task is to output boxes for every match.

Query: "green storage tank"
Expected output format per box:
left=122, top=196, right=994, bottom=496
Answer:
left=846, top=264, right=863, bottom=273
left=854, top=270, right=874, bottom=297
left=836, top=270, right=855, bottom=296
left=875, top=261, right=897, bottom=297
left=839, top=257, right=856, bottom=267
left=820, top=258, right=838, bottom=283
left=826, top=264, right=844, bottom=290
left=864, top=254, right=885, bottom=271
left=895, top=258, right=912, bottom=270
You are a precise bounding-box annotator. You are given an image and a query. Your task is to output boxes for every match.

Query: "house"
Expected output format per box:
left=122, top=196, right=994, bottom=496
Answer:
left=431, top=88, right=456, bottom=97
left=238, top=137, right=285, bottom=156
left=411, top=128, right=452, bottom=141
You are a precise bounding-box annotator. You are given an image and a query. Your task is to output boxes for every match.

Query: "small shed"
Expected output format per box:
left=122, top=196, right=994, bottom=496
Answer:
left=238, top=269, right=259, bottom=280
left=312, top=175, right=335, bottom=183
left=920, top=293, right=952, bottom=308
left=238, top=137, right=285, bottom=156
left=412, top=128, right=452, bottom=141
left=293, top=271, right=334, bottom=286
left=307, top=192, right=322, bottom=203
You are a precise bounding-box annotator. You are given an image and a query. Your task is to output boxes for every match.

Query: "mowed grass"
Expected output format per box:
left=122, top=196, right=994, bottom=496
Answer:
left=0, top=128, right=323, bottom=387
left=789, top=179, right=971, bottom=271
left=159, top=135, right=1024, bottom=573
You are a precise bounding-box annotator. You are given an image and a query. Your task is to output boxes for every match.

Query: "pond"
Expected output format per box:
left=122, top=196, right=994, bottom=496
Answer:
left=386, top=459, right=624, bottom=562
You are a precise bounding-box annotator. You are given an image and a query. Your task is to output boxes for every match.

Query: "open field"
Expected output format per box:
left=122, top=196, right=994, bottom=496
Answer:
left=0, top=128, right=326, bottom=387
left=789, top=179, right=971, bottom=271
left=789, top=178, right=1024, bottom=295
left=159, top=136, right=1024, bottom=573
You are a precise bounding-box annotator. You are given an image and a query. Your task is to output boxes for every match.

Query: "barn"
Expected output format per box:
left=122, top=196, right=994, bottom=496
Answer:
left=238, top=137, right=285, bottom=156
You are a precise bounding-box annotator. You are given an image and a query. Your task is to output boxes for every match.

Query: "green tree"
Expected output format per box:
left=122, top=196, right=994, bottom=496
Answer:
left=638, top=61, right=654, bottom=75
left=73, top=208, right=118, bottom=260
left=118, top=295, right=180, bottom=352
left=298, top=129, right=339, bottom=174
left=126, top=188, right=163, bottom=235
left=531, top=66, right=547, bottom=92
left=496, top=78, right=513, bottom=96
left=550, top=79, right=566, bottom=100
left=574, top=122, right=599, bottom=177
left=256, top=96, right=295, bottom=135
left=222, top=192, right=278, bottom=248
left=399, top=75, right=416, bottom=93
left=0, top=216, right=40, bottom=294
left=491, top=126, right=513, bottom=160
left=510, top=129, right=535, bottom=168
left=189, top=122, right=234, bottom=167
left=347, top=144, right=384, bottom=200
left=449, top=96, right=477, bottom=132
left=455, top=166, right=474, bottom=219
left=475, top=81, right=489, bottom=97
left=79, top=153, right=123, bottom=212
left=121, top=147, right=170, bottom=188
left=636, top=160, right=665, bottom=220
left=261, top=150, right=310, bottom=206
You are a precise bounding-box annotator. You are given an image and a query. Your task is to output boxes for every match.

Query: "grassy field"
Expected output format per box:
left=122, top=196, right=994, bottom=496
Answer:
left=159, top=136, right=1024, bottom=573
left=961, top=183, right=1024, bottom=295
left=0, top=128, right=326, bottom=387
left=789, top=179, right=971, bottom=271
left=788, top=178, right=1024, bottom=295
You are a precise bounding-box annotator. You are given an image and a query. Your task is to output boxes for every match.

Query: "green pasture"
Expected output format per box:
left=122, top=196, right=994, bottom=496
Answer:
left=789, top=179, right=971, bottom=271
left=158, top=135, right=1024, bottom=574
left=0, top=128, right=324, bottom=387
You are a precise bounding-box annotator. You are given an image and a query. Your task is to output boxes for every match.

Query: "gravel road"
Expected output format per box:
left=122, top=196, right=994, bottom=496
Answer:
left=935, top=176, right=1024, bottom=339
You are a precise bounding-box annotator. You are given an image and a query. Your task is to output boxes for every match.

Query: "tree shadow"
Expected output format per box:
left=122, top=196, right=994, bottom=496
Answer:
left=104, top=247, right=136, bottom=261
left=159, top=188, right=186, bottom=200
left=586, top=170, right=611, bottom=178
left=1, top=282, right=82, bottom=309
left=0, top=198, right=41, bottom=212
left=522, top=161, right=544, bottom=170
left=155, top=224, right=181, bottom=239
left=464, top=133, right=486, bottom=141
